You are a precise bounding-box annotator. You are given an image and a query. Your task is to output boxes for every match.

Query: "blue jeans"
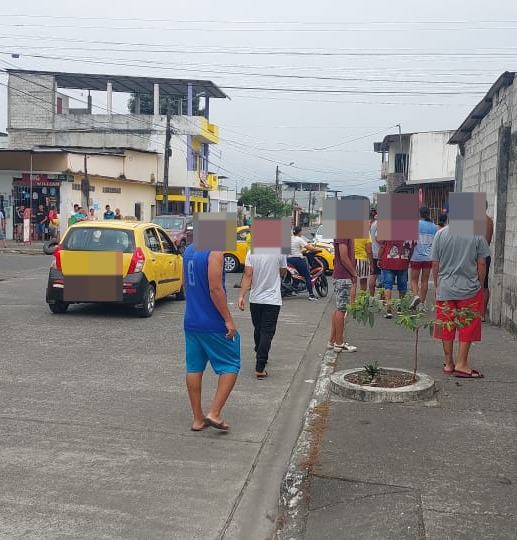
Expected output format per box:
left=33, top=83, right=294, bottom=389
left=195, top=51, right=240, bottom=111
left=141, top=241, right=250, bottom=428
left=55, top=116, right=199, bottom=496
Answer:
left=287, top=256, right=314, bottom=295
left=382, top=269, right=408, bottom=293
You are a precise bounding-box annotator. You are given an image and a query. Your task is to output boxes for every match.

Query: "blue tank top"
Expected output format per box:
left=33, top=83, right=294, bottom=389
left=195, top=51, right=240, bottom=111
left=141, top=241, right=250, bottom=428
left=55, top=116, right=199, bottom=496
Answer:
left=411, top=220, right=437, bottom=262
left=183, top=245, right=227, bottom=333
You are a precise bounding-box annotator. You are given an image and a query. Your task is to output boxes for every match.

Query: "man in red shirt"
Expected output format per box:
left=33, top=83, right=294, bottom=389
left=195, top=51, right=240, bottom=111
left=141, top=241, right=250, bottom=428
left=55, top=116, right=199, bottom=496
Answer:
left=378, top=240, right=415, bottom=318
left=328, top=238, right=358, bottom=353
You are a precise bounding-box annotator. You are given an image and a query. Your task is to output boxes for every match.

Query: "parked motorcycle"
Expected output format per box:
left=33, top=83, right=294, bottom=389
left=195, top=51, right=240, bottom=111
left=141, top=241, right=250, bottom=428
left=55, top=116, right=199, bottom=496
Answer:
left=281, top=251, right=329, bottom=298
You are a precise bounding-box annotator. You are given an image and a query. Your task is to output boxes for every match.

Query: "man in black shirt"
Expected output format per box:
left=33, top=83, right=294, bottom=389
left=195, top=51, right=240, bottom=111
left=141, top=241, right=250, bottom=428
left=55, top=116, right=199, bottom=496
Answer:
left=34, top=204, right=47, bottom=240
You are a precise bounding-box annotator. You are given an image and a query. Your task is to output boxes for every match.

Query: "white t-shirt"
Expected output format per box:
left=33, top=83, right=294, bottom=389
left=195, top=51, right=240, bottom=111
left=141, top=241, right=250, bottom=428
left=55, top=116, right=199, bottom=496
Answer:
left=245, top=252, right=287, bottom=306
left=290, top=236, right=307, bottom=258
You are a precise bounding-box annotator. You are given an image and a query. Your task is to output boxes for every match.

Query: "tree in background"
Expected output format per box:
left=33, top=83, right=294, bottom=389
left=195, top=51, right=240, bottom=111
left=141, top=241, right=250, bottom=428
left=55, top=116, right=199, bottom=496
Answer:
left=127, top=94, right=204, bottom=116
left=239, top=184, right=292, bottom=217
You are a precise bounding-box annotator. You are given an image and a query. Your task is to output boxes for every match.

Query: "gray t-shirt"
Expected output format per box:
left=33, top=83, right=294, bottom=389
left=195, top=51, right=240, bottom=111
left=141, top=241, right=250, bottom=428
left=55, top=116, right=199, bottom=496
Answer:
left=245, top=253, right=287, bottom=306
left=431, top=226, right=491, bottom=300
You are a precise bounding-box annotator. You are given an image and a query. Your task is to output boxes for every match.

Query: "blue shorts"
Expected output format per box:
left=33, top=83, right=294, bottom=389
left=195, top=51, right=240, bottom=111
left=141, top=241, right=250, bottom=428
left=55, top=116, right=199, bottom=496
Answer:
left=185, top=331, right=241, bottom=375
left=382, top=269, right=408, bottom=293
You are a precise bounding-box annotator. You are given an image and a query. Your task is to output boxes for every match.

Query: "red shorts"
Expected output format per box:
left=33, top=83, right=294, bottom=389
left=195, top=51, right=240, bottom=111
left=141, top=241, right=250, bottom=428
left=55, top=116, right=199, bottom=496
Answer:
left=409, top=261, right=432, bottom=270
left=433, top=289, right=483, bottom=342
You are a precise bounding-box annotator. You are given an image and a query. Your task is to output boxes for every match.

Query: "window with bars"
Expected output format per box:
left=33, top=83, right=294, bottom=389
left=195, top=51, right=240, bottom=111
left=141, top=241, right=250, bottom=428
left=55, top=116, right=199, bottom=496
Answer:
left=102, top=187, right=121, bottom=194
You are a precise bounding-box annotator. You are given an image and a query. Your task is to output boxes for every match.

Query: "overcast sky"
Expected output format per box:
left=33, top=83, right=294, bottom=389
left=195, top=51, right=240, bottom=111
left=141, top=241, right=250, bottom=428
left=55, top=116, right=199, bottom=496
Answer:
left=1, top=0, right=516, bottom=197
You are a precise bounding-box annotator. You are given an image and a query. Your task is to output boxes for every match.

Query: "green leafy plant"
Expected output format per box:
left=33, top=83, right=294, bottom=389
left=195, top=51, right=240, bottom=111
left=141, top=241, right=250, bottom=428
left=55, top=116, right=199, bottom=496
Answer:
left=363, top=361, right=381, bottom=382
left=347, top=291, right=480, bottom=381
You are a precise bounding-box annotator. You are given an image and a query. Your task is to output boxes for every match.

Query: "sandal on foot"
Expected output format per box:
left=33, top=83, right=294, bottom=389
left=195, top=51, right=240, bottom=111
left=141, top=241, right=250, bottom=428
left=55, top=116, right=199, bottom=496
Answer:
left=443, top=367, right=455, bottom=375
left=204, top=417, right=230, bottom=431
left=453, top=369, right=484, bottom=379
left=190, top=425, right=205, bottom=432
left=256, top=370, right=268, bottom=379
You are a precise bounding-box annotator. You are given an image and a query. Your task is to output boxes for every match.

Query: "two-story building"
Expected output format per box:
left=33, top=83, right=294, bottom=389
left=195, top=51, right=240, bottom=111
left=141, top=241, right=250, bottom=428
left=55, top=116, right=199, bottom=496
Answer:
left=0, top=69, right=227, bottom=238
left=374, top=130, right=457, bottom=221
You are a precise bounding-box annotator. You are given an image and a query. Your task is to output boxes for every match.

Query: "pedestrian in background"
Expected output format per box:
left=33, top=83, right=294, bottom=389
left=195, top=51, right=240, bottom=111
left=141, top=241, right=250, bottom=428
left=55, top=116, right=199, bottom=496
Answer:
left=238, top=251, right=287, bottom=378
left=288, top=226, right=321, bottom=301
left=34, top=204, right=48, bottom=241
left=353, top=235, right=373, bottom=302
left=0, top=209, right=7, bottom=248
left=378, top=239, right=415, bottom=318
left=409, top=206, right=437, bottom=311
left=432, top=216, right=490, bottom=378
left=88, top=208, right=97, bottom=220
left=183, top=244, right=240, bottom=431
left=103, top=205, right=115, bottom=219
left=114, top=208, right=123, bottom=220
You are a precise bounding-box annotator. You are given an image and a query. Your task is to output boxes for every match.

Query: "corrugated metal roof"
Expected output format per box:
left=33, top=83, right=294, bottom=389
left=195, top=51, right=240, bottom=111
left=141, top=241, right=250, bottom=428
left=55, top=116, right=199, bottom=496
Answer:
left=7, top=69, right=228, bottom=99
left=449, top=71, right=515, bottom=145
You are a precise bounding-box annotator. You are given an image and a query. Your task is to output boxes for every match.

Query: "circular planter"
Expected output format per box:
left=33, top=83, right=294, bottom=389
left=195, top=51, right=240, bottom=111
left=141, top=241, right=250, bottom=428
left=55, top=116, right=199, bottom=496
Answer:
left=330, top=367, right=435, bottom=403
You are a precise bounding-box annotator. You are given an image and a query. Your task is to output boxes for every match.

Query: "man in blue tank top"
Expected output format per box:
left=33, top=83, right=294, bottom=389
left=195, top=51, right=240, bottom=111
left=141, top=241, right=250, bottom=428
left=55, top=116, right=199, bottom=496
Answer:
left=183, top=244, right=240, bottom=431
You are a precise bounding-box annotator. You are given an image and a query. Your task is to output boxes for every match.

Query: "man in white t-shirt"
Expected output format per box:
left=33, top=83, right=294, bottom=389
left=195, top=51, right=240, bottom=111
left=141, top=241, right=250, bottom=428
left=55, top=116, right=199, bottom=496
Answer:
left=238, top=252, right=287, bottom=378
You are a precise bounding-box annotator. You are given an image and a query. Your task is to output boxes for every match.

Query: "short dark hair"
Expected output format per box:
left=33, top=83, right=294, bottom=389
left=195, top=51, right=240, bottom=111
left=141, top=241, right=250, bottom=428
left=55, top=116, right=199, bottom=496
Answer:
left=438, top=213, right=448, bottom=226
left=293, top=226, right=302, bottom=235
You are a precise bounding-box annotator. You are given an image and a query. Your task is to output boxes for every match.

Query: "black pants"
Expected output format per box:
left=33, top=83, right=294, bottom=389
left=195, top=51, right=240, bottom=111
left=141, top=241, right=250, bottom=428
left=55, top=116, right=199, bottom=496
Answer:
left=250, top=303, right=281, bottom=373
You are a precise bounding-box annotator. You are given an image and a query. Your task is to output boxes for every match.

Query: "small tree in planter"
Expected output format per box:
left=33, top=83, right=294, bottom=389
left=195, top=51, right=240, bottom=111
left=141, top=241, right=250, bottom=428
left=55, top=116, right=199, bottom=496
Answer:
left=347, top=292, right=480, bottom=383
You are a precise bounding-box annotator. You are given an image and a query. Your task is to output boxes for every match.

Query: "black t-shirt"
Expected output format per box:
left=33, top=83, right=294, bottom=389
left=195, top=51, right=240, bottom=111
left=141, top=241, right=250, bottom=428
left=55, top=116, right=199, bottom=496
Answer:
left=35, top=210, right=46, bottom=223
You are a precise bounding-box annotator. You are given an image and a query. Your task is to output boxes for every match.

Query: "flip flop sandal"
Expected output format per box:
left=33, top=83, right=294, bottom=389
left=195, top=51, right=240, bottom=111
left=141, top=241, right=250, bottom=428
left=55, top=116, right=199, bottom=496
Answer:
left=190, top=425, right=205, bottom=432
left=452, top=369, right=484, bottom=379
left=203, top=417, right=230, bottom=431
left=443, top=367, right=455, bottom=375
left=256, top=371, right=268, bottom=379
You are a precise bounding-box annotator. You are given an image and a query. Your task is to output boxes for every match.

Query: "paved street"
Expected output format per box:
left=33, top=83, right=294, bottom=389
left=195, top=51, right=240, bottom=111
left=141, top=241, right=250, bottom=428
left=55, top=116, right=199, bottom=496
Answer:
left=0, top=252, right=331, bottom=539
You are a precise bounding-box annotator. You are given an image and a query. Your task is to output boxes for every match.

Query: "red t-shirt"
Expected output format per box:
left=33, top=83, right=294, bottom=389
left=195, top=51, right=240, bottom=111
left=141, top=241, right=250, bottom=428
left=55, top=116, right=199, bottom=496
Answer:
left=332, top=239, right=355, bottom=279
left=379, top=240, right=414, bottom=270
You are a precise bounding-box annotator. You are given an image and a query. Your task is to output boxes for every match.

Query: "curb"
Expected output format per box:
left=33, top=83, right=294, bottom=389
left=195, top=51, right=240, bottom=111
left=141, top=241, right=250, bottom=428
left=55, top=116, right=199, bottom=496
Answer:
left=330, top=368, right=436, bottom=403
left=274, top=347, right=337, bottom=539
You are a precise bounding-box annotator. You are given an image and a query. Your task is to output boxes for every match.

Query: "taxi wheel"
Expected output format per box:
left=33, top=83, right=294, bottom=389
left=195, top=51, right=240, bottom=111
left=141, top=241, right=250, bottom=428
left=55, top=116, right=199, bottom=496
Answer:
left=224, top=254, right=240, bottom=273
left=137, top=284, right=156, bottom=317
left=175, top=285, right=185, bottom=301
left=48, top=301, right=69, bottom=314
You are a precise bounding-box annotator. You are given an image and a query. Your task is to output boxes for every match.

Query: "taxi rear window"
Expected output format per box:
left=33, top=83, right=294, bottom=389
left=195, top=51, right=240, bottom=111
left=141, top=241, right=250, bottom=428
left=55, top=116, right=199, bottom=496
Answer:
left=62, top=228, right=135, bottom=253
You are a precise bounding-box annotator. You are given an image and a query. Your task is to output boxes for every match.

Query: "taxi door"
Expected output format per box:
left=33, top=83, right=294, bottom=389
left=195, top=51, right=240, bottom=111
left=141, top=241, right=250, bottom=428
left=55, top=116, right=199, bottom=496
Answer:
left=143, top=226, right=168, bottom=298
left=156, top=228, right=182, bottom=296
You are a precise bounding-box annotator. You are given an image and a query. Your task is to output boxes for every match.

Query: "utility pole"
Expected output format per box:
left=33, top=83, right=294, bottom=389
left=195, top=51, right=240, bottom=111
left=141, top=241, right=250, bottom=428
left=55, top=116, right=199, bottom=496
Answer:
left=275, top=165, right=280, bottom=198
left=81, top=154, right=90, bottom=210
left=162, top=100, right=172, bottom=215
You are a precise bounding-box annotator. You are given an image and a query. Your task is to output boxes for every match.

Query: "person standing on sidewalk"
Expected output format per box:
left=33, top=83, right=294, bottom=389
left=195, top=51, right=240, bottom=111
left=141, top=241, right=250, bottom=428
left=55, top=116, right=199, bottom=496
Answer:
left=288, top=226, right=321, bottom=301
left=237, top=252, right=287, bottom=378
left=368, top=210, right=382, bottom=297
left=183, top=245, right=240, bottom=431
left=431, top=219, right=490, bottom=378
left=378, top=239, right=415, bottom=318
left=409, top=206, right=437, bottom=311
left=353, top=236, right=373, bottom=302
left=328, top=237, right=358, bottom=353
left=0, top=209, right=7, bottom=248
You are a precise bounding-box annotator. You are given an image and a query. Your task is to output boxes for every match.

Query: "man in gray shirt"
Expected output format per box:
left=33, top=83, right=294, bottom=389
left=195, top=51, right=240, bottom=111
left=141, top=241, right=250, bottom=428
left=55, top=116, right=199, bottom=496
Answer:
left=431, top=223, right=491, bottom=378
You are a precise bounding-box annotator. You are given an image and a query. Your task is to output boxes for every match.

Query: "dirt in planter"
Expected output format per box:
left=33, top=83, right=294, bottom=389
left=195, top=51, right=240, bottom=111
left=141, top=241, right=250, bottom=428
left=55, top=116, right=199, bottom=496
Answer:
left=345, top=368, right=416, bottom=388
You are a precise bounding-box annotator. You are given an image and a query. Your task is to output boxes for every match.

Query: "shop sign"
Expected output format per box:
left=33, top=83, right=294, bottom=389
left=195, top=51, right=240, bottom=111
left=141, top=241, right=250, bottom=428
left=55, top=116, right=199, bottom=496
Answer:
left=15, top=174, right=61, bottom=187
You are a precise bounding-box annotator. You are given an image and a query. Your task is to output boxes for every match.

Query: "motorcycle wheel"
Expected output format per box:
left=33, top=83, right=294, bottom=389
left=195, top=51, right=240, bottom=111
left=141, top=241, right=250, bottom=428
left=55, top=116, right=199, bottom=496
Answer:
left=315, top=274, right=329, bottom=297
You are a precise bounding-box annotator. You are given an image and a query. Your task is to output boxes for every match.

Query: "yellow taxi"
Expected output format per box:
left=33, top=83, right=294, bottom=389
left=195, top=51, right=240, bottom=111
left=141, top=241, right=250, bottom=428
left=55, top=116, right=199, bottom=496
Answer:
left=45, top=221, right=184, bottom=317
left=224, top=226, right=250, bottom=273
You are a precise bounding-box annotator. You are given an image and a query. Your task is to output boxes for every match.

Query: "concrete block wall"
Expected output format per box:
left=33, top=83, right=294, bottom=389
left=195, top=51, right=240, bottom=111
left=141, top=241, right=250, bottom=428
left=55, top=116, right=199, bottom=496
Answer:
left=461, top=82, right=517, bottom=334
left=8, top=73, right=56, bottom=137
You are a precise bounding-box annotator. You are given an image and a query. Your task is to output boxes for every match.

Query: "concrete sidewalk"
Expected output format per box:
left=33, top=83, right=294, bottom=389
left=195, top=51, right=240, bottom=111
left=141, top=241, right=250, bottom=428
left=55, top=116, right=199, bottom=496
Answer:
left=276, top=303, right=517, bottom=539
